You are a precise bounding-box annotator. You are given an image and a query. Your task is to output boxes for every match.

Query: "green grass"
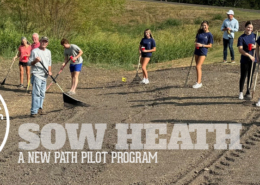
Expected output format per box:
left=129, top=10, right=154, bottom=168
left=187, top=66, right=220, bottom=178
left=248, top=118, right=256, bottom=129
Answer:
left=0, top=0, right=259, bottom=70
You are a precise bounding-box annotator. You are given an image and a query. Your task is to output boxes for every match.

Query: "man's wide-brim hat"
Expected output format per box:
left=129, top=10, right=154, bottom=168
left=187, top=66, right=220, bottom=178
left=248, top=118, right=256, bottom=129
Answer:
left=226, top=10, right=234, bottom=15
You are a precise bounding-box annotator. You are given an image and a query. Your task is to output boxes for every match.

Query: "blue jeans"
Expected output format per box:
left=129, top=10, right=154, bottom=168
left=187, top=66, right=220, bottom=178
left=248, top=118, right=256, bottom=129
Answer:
left=31, top=75, right=46, bottom=114
left=223, top=38, right=235, bottom=61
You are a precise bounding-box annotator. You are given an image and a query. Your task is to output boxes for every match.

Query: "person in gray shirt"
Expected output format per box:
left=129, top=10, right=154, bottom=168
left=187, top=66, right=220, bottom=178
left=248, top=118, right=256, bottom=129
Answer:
left=28, top=36, right=52, bottom=117
left=60, top=38, right=83, bottom=95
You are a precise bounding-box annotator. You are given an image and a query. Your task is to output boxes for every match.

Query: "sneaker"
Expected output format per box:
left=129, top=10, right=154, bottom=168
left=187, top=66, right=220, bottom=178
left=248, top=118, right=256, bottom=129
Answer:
left=239, top=92, right=244, bottom=100
left=231, top=60, right=235, bottom=63
left=223, top=60, right=227, bottom=63
left=140, top=78, right=146, bottom=84
left=38, top=108, right=46, bottom=115
left=256, top=99, right=260, bottom=107
left=17, top=84, right=23, bottom=88
left=245, top=93, right=252, bottom=100
left=144, top=79, right=149, bottom=84
left=30, top=114, right=38, bottom=118
left=69, top=91, right=76, bottom=95
left=192, top=82, right=202, bottom=89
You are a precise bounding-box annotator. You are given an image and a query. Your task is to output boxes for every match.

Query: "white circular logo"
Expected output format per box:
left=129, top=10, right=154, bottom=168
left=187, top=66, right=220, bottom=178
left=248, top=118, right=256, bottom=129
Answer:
left=0, top=95, right=10, bottom=152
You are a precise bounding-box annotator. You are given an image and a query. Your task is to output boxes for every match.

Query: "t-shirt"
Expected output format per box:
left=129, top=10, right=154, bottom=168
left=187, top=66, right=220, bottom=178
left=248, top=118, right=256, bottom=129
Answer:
left=140, top=38, right=156, bottom=57
left=194, top=32, right=214, bottom=56
left=28, top=48, right=52, bottom=81
left=220, top=18, right=239, bottom=39
left=19, top=45, right=31, bottom=62
left=31, top=42, right=40, bottom=51
left=237, top=33, right=256, bottom=63
left=64, top=44, right=83, bottom=65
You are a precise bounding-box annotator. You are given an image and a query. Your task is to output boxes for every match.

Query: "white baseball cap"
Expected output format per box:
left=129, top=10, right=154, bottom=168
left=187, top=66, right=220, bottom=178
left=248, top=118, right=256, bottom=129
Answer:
left=226, top=10, right=234, bottom=15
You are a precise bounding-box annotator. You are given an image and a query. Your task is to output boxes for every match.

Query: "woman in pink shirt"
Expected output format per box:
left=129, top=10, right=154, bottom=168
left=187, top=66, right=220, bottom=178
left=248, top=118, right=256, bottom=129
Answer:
left=13, top=37, right=31, bottom=88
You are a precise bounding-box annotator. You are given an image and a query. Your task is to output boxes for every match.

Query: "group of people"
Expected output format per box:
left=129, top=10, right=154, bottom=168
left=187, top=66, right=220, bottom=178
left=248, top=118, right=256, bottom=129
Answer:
left=219, top=10, right=260, bottom=104
left=139, top=19, right=214, bottom=89
left=13, top=33, right=83, bottom=117
left=140, top=9, right=260, bottom=106
left=10, top=9, right=260, bottom=117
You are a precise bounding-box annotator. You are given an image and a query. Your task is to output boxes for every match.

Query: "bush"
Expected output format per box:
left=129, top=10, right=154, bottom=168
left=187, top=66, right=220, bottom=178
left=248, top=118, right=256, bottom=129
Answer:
left=194, top=17, right=203, bottom=25
left=212, top=14, right=224, bottom=21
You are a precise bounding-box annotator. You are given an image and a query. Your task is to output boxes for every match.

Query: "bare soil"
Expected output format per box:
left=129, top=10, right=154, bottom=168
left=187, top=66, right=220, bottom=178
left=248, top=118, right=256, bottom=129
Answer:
left=1, top=60, right=260, bottom=184
left=239, top=20, right=260, bottom=32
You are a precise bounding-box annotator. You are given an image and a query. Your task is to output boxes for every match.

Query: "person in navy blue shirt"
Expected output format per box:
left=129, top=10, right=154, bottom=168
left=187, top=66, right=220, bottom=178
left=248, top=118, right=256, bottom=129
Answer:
left=237, top=21, right=257, bottom=100
left=193, top=21, right=213, bottom=89
left=139, top=29, right=156, bottom=84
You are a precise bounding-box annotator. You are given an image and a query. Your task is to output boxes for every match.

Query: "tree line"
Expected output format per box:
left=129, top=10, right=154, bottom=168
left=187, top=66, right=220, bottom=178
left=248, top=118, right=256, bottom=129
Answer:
left=163, top=0, right=260, bottom=9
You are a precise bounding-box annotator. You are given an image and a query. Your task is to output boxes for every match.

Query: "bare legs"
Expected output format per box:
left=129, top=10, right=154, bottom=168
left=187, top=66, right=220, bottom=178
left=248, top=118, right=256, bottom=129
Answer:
left=70, top=71, right=80, bottom=93
left=19, top=65, right=24, bottom=85
left=195, top=55, right=206, bottom=84
left=19, top=65, right=30, bottom=86
left=140, top=57, right=150, bottom=79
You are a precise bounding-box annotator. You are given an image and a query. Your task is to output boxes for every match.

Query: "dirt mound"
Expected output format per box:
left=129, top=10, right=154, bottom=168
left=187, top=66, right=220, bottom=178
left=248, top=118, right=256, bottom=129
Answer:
left=239, top=19, right=260, bottom=32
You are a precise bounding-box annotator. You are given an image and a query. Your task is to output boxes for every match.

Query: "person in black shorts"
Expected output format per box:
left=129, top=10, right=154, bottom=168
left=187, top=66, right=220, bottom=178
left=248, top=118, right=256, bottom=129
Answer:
left=193, top=21, right=214, bottom=89
left=139, top=29, right=156, bottom=84
left=13, top=37, right=31, bottom=88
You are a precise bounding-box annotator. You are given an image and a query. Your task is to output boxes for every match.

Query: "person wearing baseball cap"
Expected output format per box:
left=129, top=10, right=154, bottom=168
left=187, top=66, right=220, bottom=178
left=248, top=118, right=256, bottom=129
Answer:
left=28, top=36, right=52, bottom=117
left=221, top=10, right=239, bottom=63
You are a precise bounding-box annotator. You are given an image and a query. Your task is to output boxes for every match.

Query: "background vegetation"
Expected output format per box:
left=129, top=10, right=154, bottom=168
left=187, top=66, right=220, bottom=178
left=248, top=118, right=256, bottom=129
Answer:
left=0, top=0, right=259, bottom=69
left=164, top=0, right=260, bottom=9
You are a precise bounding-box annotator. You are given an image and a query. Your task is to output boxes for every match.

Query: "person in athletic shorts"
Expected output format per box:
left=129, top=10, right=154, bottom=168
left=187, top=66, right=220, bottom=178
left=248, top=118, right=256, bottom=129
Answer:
left=139, top=29, right=156, bottom=85
left=60, top=38, right=83, bottom=95
left=13, top=37, right=31, bottom=88
left=193, top=21, right=214, bottom=89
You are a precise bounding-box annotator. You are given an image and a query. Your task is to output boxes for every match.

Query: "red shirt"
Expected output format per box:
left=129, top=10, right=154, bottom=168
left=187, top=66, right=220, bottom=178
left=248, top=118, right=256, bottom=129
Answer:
left=19, top=45, right=31, bottom=62
left=31, top=42, right=40, bottom=51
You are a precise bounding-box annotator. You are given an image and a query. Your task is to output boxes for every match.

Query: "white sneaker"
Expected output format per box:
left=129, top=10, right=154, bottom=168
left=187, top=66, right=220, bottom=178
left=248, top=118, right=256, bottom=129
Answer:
left=238, top=92, right=243, bottom=100
left=144, top=78, right=149, bottom=84
left=256, top=98, right=260, bottom=107
left=140, top=78, right=146, bottom=84
left=192, top=82, right=202, bottom=89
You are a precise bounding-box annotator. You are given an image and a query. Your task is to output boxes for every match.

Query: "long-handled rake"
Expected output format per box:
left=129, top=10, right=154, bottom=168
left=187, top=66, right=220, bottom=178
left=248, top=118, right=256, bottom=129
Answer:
left=25, top=79, right=30, bottom=94
left=184, top=54, right=195, bottom=87
left=1, top=51, right=18, bottom=85
left=39, top=61, right=89, bottom=107
left=252, top=31, right=259, bottom=99
left=131, top=55, right=142, bottom=84
left=248, top=31, right=258, bottom=95
left=46, top=56, right=72, bottom=91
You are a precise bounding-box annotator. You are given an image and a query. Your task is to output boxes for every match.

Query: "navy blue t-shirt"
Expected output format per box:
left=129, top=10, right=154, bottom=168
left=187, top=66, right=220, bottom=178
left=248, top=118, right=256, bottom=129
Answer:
left=140, top=38, right=156, bottom=57
left=237, top=33, right=256, bottom=63
left=194, top=32, right=213, bottom=56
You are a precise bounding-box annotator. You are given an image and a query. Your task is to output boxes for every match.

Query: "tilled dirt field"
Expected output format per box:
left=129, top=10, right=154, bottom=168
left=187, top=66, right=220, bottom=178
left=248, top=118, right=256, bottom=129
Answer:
left=0, top=61, right=260, bottom=185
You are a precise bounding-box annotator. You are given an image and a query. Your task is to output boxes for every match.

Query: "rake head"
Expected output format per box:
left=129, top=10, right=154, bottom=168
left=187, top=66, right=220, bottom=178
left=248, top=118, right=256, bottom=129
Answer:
left=130, top=73, right=142, bottom=84
left=1, top=79, right=6, bottom=86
